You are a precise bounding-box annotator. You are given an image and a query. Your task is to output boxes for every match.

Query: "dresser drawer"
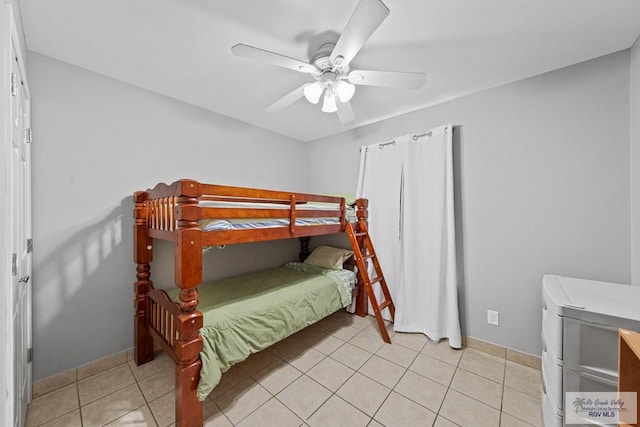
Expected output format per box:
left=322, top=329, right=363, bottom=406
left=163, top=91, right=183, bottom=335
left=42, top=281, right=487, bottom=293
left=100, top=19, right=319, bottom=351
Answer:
left=562, top=317, right=618, bottom=382
left=542, top=293, right=563, bottom=360
left=563, top=367, right=617, bottom=414
left=542, top=380, right=563, bottom=427
left=542, top=332, right=563, bottom=411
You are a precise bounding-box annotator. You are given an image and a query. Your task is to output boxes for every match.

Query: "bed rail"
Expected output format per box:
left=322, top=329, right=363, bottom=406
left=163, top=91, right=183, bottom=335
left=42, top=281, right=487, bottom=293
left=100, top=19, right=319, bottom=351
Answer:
left=136, top=179, right=348, bottom=245
left=144, top=180, right=344, bottom=205
left=146, top=289, right=203, bottom=362
left=148, top=197, right=178, bottom=232
left=147, top=289, right=179, bottom=351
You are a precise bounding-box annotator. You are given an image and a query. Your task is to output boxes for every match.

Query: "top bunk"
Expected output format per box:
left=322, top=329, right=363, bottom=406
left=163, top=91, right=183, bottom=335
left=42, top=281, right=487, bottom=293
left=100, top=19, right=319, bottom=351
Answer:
left=134, top=178, right=367, bottom=248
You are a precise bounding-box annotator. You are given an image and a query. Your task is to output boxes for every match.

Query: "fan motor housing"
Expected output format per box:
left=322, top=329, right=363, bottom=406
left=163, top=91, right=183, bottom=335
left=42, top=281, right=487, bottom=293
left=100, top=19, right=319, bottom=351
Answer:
left=311, top=42, right=349, bottom=75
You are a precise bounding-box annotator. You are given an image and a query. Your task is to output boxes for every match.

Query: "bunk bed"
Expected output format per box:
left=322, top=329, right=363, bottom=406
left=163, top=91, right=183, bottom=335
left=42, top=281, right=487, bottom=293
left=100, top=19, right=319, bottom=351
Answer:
left=133, top=179, right=373, bottom=427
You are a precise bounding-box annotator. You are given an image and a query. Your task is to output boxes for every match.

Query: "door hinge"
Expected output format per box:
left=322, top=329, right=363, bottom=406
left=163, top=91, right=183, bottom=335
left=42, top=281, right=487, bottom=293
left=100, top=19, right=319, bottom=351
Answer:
left=12, top=253, right=17, bottom=276
left=27, top=348, right=33, bottom=363
left=27, top=238, right=33, bottom=253
left=25, top=128, right=32, bottom=144
left=11, top=72, right=17, bottom=97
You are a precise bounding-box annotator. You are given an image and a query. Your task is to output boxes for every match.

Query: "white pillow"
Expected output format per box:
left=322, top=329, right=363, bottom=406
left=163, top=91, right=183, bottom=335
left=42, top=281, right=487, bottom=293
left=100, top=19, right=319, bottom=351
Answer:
left=304, top=246, right=354, bottom=270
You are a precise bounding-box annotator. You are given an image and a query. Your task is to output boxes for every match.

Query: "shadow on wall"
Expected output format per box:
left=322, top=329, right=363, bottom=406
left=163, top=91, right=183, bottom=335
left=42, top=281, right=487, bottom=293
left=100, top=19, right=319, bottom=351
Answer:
left=32, top=195, right=301, bottom=381
left=33, top=196, right=135, bottom=381
left=453, top=125, right=468, bottom=338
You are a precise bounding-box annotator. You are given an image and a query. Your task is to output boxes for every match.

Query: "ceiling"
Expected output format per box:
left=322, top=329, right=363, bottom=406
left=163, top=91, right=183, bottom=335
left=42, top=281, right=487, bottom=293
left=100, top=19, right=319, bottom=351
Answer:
left=18, top=0, right=640, bottom=142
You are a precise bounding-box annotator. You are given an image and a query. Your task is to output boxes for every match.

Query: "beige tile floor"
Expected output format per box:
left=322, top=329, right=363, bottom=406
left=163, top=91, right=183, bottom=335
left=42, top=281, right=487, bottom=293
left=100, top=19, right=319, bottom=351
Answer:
left=26, top=312, right=542, bottom=427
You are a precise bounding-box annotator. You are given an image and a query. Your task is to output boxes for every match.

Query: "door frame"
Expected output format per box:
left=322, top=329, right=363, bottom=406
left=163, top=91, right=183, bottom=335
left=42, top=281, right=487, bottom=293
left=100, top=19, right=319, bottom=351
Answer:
left=2, top=3, right=32, bottom=426
left=1, top=5, right=12, bottom=426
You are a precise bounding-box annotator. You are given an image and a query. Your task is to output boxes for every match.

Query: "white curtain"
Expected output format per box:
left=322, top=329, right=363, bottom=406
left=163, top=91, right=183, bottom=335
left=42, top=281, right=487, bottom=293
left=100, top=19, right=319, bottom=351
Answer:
left=356, top=124, right=461, bottom=348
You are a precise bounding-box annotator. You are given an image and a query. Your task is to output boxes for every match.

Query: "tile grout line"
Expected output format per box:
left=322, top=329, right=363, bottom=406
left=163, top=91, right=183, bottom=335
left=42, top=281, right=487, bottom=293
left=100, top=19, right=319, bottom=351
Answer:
left=501, top=385, right=540, bottom=427
left=283, top=373, right=335, bottom=423
left=139, top=378, right=161, bottom=427
left=84, top=383, right=144, bottom=426
left=338, top=371, right=392, bottom=422
left=77, top=379, right=84, bottom=427
left=369, top=388, right=393, bottom=425
left=430, top=356, right=462, bottom=424
left=436, top=354, right=508, bottom=424
left=305, top=388, right=372, bottom=425
left=436, top=346, right=465, bottom=423
left=327, top=341, right=376, bottom=372
left=498, top=356, right=507, bottom=427
left=435, top=376, right=451, bottom=418
left=231, top=390, right=299, bottom=426
left=90, top=362, right=149, bottom=426
left=77, top=364, right=138, bottom=409
left=386, top=368, right=442, bottom=417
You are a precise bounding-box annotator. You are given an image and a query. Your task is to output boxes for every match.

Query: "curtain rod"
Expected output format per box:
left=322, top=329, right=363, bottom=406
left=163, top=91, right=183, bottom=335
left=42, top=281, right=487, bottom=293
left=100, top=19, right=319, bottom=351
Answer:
left=359, top=127, right=448, bottom=152
left=376, top=130, right=432, bottom=148
left=412, top=130, right=433, bottom=141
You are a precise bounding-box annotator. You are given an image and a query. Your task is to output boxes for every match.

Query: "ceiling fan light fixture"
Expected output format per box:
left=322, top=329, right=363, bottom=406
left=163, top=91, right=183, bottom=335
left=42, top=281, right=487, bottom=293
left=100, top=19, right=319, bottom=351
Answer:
left=303, top=81, right=324, bottom=104
left=321, top=90, right=338, bottom=113
left=231, top=0, right=426, bottom=121
left=335, top=81, right=355, bottom=102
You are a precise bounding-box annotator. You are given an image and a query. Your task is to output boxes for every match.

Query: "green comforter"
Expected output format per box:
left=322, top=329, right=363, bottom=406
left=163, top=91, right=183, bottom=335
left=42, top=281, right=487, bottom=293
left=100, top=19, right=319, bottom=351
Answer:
left=168, top=262, right=353, bottom=400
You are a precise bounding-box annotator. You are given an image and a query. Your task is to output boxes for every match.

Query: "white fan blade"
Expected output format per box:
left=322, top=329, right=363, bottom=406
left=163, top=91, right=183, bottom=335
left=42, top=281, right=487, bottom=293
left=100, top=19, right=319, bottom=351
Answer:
left=266, top=84, right=308, bottom=113
left=231, top=44, right=319, bottom=74
left=348, top=70, right=426, bottom=89
left=330, top=0, right=389, bottom=68
left=336, top=100, right=355, bottom=123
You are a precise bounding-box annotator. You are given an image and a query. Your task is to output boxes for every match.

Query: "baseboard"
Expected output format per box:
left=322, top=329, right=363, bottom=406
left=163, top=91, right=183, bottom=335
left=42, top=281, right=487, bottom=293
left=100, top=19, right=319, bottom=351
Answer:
left=464, top=336, right=541, bottom=370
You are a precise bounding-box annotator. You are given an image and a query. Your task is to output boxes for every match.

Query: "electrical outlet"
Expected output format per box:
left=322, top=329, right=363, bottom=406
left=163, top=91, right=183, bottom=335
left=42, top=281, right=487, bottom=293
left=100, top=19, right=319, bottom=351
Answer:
left=487, top=310, right=499, bottom=326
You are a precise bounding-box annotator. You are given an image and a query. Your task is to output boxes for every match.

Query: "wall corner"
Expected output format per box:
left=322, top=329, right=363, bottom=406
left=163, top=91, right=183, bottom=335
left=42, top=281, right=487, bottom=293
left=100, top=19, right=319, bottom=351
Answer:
left=630, top=36, right=640, bottom=285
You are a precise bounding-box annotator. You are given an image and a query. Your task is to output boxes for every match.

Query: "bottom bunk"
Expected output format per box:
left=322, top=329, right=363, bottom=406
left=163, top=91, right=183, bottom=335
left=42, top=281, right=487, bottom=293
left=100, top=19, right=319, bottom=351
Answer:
left=165, top=261, right=356, bottom=400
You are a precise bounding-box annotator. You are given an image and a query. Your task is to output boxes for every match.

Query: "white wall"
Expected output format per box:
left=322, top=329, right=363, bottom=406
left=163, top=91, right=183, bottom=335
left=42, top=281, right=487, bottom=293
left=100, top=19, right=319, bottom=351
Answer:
left=28, top=52, right=308, bottom=381
left=631, top=38, right=640, bottom=285
left=307, top=51, right=631, bottom=356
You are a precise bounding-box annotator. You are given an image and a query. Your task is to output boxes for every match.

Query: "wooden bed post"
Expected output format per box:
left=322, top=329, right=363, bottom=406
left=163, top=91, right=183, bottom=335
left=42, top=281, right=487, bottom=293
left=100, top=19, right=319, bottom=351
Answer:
left=174, top=180, right=204, bottom=427
left=355, top=198, right=369, bottom=317
left=175, top=289, right=203, bottom=427
left=133, top=191, right=155, bottom=366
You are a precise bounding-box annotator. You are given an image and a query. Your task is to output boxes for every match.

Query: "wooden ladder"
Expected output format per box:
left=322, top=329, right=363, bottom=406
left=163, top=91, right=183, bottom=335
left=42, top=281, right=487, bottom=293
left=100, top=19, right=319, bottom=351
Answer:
left=346, top=220, right=395, bottom=343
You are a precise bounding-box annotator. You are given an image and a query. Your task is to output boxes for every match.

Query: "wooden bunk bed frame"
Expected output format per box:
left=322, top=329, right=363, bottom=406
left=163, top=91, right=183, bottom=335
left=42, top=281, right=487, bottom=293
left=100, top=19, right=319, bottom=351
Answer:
left=133, top=179, right=370, bottom=427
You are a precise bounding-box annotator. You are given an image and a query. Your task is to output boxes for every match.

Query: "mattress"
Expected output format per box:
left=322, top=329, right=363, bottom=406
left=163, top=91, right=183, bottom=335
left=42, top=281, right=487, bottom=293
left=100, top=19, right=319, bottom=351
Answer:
left=199, top=199, right=356, bottom=231
left=168, top=262, right=355, bottom=400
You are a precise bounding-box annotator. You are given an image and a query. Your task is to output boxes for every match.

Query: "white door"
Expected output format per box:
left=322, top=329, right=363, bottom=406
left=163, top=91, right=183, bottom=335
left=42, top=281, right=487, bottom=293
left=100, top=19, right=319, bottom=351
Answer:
left=7, top=5, right=32, bottom=426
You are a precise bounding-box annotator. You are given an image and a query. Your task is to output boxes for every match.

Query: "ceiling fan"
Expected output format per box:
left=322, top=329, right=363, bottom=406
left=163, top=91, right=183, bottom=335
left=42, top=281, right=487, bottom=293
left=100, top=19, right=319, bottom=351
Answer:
left=231, top=0, right=426, bottom=124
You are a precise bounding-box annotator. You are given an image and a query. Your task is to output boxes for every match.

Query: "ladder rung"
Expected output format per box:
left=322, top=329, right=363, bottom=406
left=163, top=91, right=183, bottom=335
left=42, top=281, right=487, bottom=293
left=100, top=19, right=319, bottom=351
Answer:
left=378, top=300, right=392, bottom=310
left=354, top=232, right=367, bottom=237
left=369, top=276, right=383, bottom=285
left=362, top=254, right=375, bottom=260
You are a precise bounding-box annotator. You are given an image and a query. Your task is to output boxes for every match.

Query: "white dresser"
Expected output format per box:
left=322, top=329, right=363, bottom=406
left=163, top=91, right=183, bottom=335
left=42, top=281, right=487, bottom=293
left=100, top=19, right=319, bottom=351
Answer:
left=541, top=275, right=640, bottom=427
